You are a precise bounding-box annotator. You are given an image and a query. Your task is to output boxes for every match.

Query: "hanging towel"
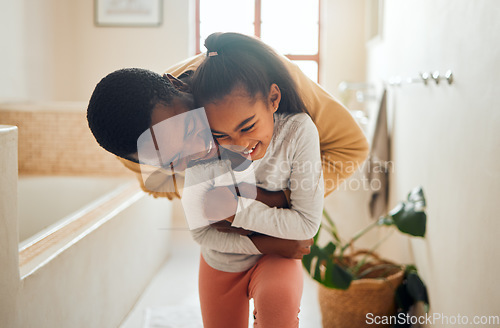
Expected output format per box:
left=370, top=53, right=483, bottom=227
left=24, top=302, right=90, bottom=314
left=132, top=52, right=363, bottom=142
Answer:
left=366, top=89, right=390, bottom=219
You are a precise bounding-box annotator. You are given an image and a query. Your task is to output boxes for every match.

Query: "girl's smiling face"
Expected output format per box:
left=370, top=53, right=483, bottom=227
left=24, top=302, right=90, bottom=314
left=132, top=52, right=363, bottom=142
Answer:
left=204, top=84, right=281, bottom=161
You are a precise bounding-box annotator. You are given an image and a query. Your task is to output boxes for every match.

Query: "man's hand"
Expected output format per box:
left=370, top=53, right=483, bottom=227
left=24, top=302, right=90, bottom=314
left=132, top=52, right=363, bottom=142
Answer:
left=203, top=183, right=290, bottom=225
left=210, top=220, right=253, bottom=235
left=203, top=186, right=237, bottom=223
left=237, top=182, right=258, bottom=199
left=238, top=182, right=290, bottom=209
left=249, top=235, right=313, bottom=259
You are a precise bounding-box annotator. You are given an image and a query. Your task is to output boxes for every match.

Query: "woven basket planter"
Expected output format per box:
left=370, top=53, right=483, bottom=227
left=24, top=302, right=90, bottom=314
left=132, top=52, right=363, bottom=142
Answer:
left=318, top=268, right=404, bottom=328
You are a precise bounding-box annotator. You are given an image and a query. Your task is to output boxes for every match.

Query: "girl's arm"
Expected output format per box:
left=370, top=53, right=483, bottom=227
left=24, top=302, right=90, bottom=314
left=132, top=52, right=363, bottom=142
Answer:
left=230, top=115, right=324, bottom=240
left=182, top=164, right=309, bottom=258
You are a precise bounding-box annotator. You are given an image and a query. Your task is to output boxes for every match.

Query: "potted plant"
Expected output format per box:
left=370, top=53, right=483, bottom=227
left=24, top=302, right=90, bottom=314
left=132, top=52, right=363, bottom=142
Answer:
left=302, top=186, right=430, bottom=328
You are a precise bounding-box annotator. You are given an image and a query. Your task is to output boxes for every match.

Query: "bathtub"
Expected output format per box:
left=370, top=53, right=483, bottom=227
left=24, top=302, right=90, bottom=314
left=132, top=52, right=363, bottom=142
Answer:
left=16, top=176, right=173, bottom=328
left=18, top=176, right=129, bottom=246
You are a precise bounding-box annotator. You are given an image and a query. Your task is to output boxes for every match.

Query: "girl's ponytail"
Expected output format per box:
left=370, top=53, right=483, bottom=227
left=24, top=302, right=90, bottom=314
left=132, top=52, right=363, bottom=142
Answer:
left=204, top=32, right=222, bottom=57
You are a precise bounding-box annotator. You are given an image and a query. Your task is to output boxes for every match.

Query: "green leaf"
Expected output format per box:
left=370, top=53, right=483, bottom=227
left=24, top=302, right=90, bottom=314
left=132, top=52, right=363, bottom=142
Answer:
left=302, top=244, right=321, bottom=275
left=406, top=272, right=429, bottom=307
left=407, top=186, right=426, bottom=210
left=395, top=281, right=413, bottom=312
left=322, top=208, right=336, bottom=228
left=405, top=264, right=418, bottom=274
left=390, top=202, right=427, bottom=237
left=313, top=257, right=323, bottom=281
left=301, top=244, right=326, bottom=283
left=387, top=186, right=427, bottom=237
left=322, top=209, right=342, bottom=243
left=395, top=269, right=429, bottom=314
left=302, top=242, right=338, bottom=287
left=323, top=241, right=336, bottom=255
left=301, top=247, right=315, bottom=273
left=388, top=202, right=404, bottom=217
left=313, top=225, right=320, bottom=244
left=325, top=263, right=353, bottom=290
left=379, top=216, right=394, bottom=226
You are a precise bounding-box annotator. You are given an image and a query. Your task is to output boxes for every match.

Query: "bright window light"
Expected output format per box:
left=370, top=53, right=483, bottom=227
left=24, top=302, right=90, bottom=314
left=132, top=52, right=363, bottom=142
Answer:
left=292, top=60, right=318, bottom=82
left=261, top=0, right=319, bottom=55
left=197, top=0, right=320, bottom=82
left=199, top=0, right=254, bottom=51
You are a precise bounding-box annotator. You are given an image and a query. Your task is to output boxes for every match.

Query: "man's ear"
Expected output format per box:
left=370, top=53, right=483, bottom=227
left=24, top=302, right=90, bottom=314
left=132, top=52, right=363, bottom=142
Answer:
left=163, top=73, right=191, bottom=92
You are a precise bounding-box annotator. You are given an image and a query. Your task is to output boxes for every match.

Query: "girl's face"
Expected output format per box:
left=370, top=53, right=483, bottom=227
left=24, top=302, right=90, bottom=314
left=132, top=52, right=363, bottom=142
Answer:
left=204, top=84, right=281, bottom=161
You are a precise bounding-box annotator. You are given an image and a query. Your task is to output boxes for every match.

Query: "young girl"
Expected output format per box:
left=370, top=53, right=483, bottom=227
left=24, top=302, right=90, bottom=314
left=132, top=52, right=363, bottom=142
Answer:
left=180, top=33, right=324, bottom=328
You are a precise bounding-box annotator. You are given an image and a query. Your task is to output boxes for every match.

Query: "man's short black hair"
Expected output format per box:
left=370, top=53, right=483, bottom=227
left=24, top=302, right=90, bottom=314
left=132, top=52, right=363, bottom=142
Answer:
left=87, top=68, right=179, bottom=160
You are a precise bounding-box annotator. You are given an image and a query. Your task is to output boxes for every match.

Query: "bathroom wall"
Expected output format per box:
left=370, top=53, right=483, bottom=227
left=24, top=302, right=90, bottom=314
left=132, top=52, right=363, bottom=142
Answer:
left=320, top=0, right=367, bottom=99
left=0, top=103, right=130, bottom=176
left=0, top=1, right=26, bottom=101
left=367, top=0, right=500, bottom=325
left=0, top=0, right=195, bottom=173
left=0, top=0, right=364, bottom=103
left=0, top=0, right=193, bottom=102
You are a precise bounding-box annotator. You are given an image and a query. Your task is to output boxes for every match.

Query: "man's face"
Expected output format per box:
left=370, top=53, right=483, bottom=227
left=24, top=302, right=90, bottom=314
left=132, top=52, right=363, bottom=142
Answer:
left=132, top=96, right=218, bottom=172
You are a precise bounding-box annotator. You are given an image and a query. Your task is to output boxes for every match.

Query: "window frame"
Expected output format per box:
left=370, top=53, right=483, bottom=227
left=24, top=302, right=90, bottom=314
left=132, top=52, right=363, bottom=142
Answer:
left=195, top=0, right=321, bottom=83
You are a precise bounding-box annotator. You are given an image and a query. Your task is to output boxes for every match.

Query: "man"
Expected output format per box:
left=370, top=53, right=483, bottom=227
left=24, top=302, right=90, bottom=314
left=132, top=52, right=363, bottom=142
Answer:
left=87, top=53, right=369, bottom=258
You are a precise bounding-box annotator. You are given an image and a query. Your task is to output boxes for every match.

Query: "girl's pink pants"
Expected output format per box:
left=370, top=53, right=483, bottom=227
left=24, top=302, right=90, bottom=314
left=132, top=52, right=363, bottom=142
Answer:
left=198, top=254, right=303, bottom=328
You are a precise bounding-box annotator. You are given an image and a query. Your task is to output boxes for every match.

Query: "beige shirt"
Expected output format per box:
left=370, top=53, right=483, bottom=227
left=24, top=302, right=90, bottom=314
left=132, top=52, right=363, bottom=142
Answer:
left=118, top=53, right=369, bottom=199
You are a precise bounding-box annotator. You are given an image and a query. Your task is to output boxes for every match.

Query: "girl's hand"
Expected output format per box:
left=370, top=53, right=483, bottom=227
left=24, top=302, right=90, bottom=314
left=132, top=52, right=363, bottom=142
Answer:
left=249, top=235, right=313, bottom=259
left=203, top=186, right=237, bottom=223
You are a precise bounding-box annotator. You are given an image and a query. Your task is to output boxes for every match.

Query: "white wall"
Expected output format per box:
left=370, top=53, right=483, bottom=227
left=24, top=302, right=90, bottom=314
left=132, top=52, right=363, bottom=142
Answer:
left=0, top=0, right=364, bottom=103
left=320, top=0, right=366, bottom=98
left=0, top=1, right=27, bottom=101
left=1, top=0, right=193, bottom=102
left=367, top=1, right=500, bottom=325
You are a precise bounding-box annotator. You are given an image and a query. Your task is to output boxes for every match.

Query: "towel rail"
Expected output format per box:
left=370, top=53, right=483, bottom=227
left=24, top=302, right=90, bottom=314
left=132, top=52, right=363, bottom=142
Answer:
left=388, top=70, right=453, bottom=86
left=339, top=70, right=454, bottom=103
left=339, top=70, right=454, bottom=91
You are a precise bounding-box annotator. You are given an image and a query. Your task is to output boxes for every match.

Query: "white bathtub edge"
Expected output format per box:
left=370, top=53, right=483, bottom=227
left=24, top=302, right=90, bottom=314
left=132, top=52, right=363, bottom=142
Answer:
left=19, top=186, right=145, bottom=280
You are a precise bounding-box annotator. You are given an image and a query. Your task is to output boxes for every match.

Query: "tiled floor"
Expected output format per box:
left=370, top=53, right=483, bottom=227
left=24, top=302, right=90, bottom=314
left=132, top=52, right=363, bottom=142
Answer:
left=120, top=221, right=322, bottom=328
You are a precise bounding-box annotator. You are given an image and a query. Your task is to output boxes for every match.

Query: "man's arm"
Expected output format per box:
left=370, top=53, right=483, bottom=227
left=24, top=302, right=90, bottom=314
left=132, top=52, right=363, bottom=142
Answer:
left=204, top=182, right=289, bottom=223
left=190, top=224, right=312, bottom=259
left=283, top=59, right=369, bottom=196
left=117, top=157, right=183, bottom=200
left=249, top=235, right=313, bottom=260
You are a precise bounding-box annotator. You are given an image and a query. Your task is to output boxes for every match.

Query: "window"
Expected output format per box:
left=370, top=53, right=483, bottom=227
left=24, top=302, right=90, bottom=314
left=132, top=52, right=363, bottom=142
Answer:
left=196, top=0, right=320, bottom=82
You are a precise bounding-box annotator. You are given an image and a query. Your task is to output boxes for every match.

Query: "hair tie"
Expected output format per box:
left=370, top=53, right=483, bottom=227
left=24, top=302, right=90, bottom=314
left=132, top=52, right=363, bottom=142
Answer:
left=208, top=51, right=218, bottom=57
